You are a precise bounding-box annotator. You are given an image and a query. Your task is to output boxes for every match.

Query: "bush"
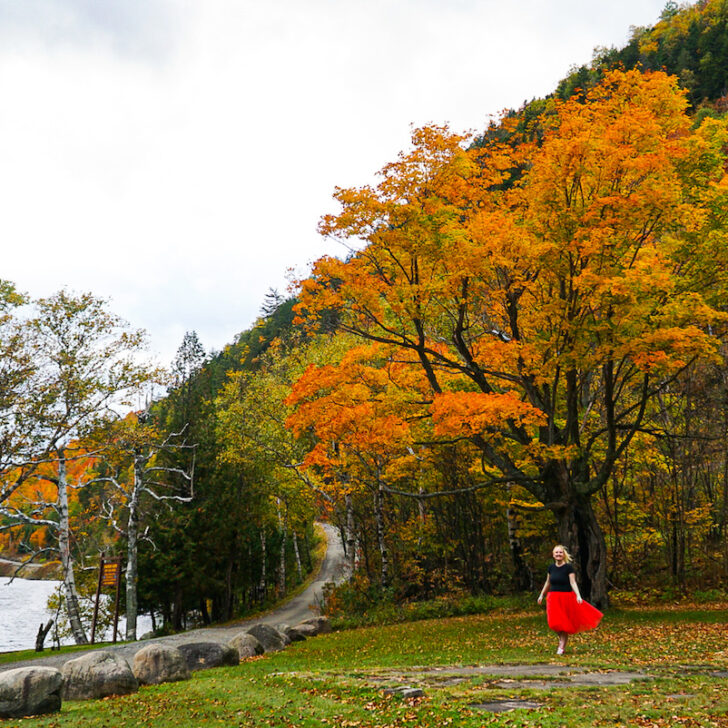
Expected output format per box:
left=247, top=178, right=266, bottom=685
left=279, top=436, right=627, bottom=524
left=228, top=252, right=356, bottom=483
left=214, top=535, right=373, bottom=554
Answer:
left=323, top=577, right=532, bottom=629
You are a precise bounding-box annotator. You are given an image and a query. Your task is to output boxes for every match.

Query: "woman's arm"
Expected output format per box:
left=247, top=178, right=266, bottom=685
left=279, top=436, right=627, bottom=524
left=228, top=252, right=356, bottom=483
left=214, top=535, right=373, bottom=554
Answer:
left=537, top=575, right=550, bottom=604
left=569, top=572, right=583, bottom=603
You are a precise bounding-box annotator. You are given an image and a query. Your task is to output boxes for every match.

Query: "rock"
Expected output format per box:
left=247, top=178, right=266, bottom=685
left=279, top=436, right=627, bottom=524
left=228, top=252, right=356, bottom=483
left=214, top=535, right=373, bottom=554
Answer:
left=247, top=624, right=287, bottom=652
left=384, top=686, right=425, bottom=699
left=273, top=625, right=291, bottom=646
left=470, top=699, right=543, bottom=712
left=283, top=626, right=307, bottom=642
left=132, top=644, right=191, bottom=686
left=0, top=666, right=63, bottom=718
left=177, top=642, right=239, bottom=672
left=229, top=632, right=265, bottom=660
left=294, top=616, right=332, bottom=635
left=290, top=622, right=319, bottom=638
left=61, top=650, right=138, bottom=701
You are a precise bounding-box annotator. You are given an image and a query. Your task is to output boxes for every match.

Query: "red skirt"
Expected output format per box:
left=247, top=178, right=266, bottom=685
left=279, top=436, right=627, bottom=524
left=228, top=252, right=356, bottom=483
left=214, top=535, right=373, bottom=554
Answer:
left=546, top=591, right=603, bottom=634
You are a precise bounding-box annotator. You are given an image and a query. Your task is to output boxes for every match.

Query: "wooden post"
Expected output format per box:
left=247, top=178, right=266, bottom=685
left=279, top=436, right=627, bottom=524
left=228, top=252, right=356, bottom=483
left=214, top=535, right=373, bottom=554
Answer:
left=90, top=552, right=105, bottom=645
left=112, top=562, right=122, bottom=644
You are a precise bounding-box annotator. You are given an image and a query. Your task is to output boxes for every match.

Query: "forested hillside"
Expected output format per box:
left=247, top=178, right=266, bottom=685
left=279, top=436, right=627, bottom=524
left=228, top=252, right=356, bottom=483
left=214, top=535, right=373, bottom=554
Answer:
left=3, top=0, right=728, bottom=641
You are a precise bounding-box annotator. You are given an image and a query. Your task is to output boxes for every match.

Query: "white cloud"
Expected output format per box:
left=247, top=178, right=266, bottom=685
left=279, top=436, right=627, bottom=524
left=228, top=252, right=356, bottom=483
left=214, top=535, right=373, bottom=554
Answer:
left=0, top=0, right=668, bottom=364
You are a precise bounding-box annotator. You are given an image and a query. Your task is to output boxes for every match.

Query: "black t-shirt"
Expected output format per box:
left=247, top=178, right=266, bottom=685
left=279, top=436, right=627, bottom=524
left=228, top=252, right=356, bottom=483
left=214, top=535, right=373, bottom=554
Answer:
left=548, top=563, right=574, bottom=592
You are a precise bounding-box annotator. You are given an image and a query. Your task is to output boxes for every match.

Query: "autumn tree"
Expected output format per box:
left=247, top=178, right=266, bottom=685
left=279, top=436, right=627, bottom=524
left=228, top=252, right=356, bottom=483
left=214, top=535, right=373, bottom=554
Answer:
left=287, top=343, right=429, bottom=588
left=294, top=70, right=728, bottom=607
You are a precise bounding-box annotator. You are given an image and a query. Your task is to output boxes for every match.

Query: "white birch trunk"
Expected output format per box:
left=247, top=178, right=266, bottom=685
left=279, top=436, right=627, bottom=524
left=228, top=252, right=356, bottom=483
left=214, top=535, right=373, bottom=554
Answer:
left=125, top=453, right=142, bottom=641
left=345, top=492, right=356, bottom=576
left=291, top=527, right=303, bottom=583
left=259, top=529, right=267, bottom=601
left=57, top=455, right=88, bottom=644
left=374, top=479, right=389, bottom=588
left=277, top=499, right=287, bottom=597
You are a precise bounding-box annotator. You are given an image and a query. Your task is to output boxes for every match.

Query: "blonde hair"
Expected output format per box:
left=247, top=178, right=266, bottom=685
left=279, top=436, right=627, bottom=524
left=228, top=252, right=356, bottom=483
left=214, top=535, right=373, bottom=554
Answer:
left=553, top=544, right=573, bottom=563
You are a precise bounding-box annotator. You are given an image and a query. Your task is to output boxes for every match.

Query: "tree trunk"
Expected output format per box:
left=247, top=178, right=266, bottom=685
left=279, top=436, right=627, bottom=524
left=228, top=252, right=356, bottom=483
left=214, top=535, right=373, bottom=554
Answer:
left=259, top=528, right=267, bottom=603
left=374, top=481, right=389, bottom=589
left=291, top=528, right=303, bottom=583
left=556, top=496, right=609, bottom=609
left=57, top=455, right=88, bottom=645
left=35, top=619, right=53, bottom=652
left=277, top=500, right=287, bottom=597
left=125, top=454, right=142, bottom=641
left=345, top=492, right=356, bottom=577
left=506, top=493, right=532, bottom=592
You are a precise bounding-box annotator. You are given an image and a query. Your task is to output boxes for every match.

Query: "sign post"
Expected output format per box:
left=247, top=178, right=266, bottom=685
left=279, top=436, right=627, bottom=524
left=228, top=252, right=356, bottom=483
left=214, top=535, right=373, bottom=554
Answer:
left=90, top=553, right=123, bottom=644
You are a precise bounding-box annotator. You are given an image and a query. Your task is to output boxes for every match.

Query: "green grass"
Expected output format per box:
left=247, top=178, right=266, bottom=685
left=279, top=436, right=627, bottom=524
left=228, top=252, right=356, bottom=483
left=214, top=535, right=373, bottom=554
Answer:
left=0, top=642, right=109, bottom=666
left=3, top=602, right=728, bottom=727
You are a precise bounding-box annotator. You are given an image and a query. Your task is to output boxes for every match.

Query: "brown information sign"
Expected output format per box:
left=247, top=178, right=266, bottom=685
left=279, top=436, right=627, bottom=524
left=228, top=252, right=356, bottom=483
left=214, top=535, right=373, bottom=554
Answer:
left=101, top=562, right=121, bottom=588
left=91, top=554, right=123, bottom=645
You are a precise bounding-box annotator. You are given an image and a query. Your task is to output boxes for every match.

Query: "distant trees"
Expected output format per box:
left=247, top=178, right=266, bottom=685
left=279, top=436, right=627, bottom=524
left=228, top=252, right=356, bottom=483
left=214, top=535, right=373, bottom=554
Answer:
left=134, top=313, right=320, bottom=631
left=89, top=413, right=194, bottom=641
left=555, top=0, right=728, bottom=109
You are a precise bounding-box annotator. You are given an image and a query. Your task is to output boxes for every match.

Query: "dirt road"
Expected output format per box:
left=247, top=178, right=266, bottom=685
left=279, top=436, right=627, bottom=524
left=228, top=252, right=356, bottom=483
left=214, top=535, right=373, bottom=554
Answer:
left=0, top=521, right=346, bottom=673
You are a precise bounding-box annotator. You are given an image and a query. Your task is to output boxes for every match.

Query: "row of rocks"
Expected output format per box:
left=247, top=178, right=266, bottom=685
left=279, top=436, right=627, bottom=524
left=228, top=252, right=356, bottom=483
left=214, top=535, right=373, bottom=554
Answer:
left=0, top=616, right=330, bottom=719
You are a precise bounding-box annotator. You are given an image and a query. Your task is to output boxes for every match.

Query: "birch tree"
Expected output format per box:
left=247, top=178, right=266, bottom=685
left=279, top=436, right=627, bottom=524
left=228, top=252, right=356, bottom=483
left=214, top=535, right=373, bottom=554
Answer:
left=2, top=290, right=157, bottom=644
left=92, top=413, right=194, bottom=641
left=0, top=281, right=47, bottom=505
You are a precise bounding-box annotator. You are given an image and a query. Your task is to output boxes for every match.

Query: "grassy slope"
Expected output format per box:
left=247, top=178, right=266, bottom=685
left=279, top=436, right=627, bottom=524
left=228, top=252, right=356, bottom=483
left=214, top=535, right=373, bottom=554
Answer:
left=5, top=603, right=728, bottom=728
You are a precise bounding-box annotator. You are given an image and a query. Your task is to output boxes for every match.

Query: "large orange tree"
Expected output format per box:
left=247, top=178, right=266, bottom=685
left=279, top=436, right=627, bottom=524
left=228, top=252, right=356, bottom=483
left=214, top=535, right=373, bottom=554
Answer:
left=294, top=70, right=728, bottom=607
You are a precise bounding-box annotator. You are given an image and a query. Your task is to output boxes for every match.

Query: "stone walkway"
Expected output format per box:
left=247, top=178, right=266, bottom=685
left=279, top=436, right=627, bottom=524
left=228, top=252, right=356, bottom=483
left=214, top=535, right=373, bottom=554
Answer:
left=365, top=663, right=651, bottom=689
left=338, top=663, right=656, bottom=714
left=0, top=522, right=347, bottom=674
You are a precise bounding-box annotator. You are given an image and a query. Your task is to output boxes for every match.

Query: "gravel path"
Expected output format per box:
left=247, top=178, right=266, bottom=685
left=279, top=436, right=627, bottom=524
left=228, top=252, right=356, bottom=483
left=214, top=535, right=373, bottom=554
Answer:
left=0, top=521, right=347, bottom=673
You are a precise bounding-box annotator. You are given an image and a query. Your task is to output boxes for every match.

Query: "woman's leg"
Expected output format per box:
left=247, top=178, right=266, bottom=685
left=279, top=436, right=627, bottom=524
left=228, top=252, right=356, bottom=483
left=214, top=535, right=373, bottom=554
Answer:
left=557, top=632, right=566, bottom=653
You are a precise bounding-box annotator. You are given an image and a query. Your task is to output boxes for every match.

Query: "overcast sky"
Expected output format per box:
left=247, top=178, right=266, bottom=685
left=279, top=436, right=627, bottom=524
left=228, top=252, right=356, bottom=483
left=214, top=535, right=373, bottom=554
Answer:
left=0, top=0, right=669, bottom=366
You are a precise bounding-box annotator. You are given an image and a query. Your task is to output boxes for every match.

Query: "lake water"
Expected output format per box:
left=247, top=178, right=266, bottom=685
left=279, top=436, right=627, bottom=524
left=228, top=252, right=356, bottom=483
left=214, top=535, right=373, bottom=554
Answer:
left=0, top=577, right=151, bottom=652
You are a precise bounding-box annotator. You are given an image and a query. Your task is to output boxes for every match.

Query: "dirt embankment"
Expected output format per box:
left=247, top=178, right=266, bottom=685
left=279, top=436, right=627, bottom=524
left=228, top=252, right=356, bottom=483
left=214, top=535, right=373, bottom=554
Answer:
left=0, top=557, right=60, bottom=580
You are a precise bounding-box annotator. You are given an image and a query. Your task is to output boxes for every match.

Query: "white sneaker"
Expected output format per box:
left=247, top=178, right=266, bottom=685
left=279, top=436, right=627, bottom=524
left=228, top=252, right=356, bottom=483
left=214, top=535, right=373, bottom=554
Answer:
left=556, top=647, right=564, bottom=655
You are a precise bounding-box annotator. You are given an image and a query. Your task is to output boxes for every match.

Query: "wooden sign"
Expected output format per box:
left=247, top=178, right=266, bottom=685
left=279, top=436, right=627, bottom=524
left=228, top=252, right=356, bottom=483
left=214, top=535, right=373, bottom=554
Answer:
left=91, top=554, right=123, bottom=645
left=101, top=561, right=121, bottom=588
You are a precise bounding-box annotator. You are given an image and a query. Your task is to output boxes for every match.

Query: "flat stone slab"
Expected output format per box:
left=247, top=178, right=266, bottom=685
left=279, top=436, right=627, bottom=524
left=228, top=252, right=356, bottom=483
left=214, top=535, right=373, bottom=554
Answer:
left=493, top=678, right=558, bottom=690
left=383, top=686, right=424, bottom=698
left=364, top=665, right=651, bottom=689
left=470, top=699, right=543, bottom=712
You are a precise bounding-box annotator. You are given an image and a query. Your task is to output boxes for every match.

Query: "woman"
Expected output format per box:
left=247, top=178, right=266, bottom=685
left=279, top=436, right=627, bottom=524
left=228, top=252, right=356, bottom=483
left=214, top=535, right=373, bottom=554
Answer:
left=537, top=544, right=603, bottom=654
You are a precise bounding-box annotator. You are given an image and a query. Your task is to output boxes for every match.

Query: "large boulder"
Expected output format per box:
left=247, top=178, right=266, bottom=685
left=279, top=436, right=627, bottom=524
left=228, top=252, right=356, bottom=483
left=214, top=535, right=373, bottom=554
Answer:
left=294, top=616, right=332, bottom=635
left=62, top=650, right=138, bottom=701
left=0, top=666, right=63, bottom=718
left=177, top=642, right=239, bottom=672
left=132, top=643, right=191, bottom=686
left=282, top=626, right=307, bottom=643
left=290, top=622, right=319, bottom=638
left=229, top=632, right=264, bottom=660
left=247, top=624, right=287, bottom=652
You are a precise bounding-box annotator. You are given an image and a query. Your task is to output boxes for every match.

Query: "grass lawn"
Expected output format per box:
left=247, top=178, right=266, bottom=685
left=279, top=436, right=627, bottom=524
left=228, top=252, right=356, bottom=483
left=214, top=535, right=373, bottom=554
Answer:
left=4, top=602, right=728, bottom=727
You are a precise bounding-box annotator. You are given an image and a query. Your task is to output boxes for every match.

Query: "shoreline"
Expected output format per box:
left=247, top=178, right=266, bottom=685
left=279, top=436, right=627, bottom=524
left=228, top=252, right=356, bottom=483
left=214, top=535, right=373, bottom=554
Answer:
left=0, top=558, right=60, bottom=581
